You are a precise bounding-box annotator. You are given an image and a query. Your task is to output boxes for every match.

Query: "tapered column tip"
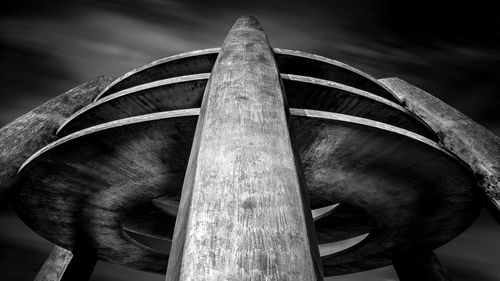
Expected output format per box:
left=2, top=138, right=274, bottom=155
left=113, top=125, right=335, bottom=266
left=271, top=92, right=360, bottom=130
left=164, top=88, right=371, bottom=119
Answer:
left=233, top=15, right=262, bottom=30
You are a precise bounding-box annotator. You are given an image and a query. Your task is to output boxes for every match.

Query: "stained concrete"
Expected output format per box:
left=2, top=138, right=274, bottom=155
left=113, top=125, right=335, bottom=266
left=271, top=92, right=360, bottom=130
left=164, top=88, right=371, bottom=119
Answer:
left=0, top=16, right=489, bottom=281
left=165, top=16, right=322, bottom=281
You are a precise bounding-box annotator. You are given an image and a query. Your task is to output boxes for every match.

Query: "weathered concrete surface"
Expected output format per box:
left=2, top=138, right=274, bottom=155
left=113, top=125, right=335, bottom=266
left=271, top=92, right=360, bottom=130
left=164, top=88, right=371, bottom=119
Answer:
left=380, top=77, right=500, bottom=223
left=34, top=246, right=96, bottom=281
left=392, top=250, right=452, bottom=281
left=0, top=75, right=114, bottom=201
left=16, top=107, right=479, bottom=275
left=17, top=110, right=198, bottom=273
left=165, top=16, right=323, bottom=281
left=291, top=109, right=479, bottom=275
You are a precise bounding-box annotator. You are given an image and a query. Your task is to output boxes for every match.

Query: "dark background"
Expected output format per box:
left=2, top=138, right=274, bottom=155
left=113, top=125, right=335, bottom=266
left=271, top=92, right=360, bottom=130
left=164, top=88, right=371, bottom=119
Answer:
left=1, top=1, right=499, bottom=280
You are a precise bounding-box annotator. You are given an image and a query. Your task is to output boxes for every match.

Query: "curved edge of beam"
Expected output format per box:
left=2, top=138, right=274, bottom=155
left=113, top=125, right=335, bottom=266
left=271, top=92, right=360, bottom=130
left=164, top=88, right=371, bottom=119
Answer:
left=282, top=74, right=437, bottom=140
left=57, top=73, right=210, bottom=136
left=94, top=47, right=400, bottom=104
left=319, top=233, right=370, bottom=257
left=282, top=74, right=404, bottom=111
left=20, top=108, right=459, bottom=178
left=93, top=48, right=219, bottom=101
left=0, top=75, right=114, bottom=200
left=290, top=108, right=453, bottom=159
left=18, top=108, right=200, bottom=173
left=122, top=226, right=172, bottom=251
left=274, top=48, right=401, bottom=102
left=312, top=203, right=340, bottom=222
left=380, top=77, right=500, bottom=224
left=59, top=73, right=435, bottom=140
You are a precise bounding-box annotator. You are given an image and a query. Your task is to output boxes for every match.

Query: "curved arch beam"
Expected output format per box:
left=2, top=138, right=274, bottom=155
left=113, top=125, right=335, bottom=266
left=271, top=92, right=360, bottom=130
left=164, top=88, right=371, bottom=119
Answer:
left=57, top=74, right=435, bottom=141
left=381, top=77, right=500, bottom=224
left=94, top=48, right=219, bottom=101
left=93, top=48, right=401, bottom=105
left=0, top=75, right=114, bottom=201
left=57, top=74, right=209, bottom=136
left=274, top=48, right=400, bottom=102
left=282, top=74, right=437, bottom=141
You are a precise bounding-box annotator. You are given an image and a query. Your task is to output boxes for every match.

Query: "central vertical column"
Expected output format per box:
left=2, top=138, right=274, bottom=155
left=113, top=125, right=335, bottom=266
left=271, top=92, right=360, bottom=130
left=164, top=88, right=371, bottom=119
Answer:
left=166, top=16, right=323, bottom=281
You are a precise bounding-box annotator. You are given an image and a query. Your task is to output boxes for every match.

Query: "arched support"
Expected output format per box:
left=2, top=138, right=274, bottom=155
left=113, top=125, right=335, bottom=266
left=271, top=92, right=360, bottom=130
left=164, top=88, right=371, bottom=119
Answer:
left=0, top=76, right=114, bottom=202
left=392, top=250, right=452, bottom=281
left=35, top=246, right=96, bottom=281
left=380, top=77, right=500, bottom=224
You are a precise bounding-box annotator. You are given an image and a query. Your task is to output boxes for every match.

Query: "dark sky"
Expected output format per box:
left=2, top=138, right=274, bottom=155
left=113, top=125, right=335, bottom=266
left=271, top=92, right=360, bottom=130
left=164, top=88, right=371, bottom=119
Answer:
left=1, top=1, right=499, bottom=280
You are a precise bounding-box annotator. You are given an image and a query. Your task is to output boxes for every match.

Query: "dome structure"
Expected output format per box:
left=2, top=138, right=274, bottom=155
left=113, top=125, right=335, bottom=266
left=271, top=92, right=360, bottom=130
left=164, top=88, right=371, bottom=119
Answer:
left=0, top=16, right=499, bottom=281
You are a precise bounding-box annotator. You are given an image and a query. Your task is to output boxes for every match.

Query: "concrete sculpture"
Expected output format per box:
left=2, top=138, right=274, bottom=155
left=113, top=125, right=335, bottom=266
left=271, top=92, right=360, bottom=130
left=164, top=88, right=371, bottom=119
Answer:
left=1, top=16, right=499, bottom=281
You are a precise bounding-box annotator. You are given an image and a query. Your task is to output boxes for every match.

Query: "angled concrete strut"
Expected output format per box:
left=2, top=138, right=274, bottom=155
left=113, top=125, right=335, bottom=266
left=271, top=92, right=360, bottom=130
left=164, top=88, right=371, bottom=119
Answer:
left=165, top=16, right=323, bottom=281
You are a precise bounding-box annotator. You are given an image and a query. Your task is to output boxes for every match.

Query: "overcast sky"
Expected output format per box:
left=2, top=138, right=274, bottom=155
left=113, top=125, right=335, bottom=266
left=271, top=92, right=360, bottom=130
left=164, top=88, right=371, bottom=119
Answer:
left=1, top=1, right=499, bottom=280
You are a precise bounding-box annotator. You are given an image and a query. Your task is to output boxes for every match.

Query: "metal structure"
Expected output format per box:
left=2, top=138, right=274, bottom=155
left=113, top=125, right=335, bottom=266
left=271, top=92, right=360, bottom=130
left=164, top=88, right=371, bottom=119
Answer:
left=0, top=16, right=499, bottom=281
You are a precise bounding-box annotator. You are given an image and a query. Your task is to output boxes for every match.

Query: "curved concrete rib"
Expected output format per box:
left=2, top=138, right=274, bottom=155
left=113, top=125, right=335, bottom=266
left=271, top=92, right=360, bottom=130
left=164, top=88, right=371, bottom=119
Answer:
left=319, top=233, right=370, bottom=257
left=282, top=74, right=437, bottom=141
left=274, top=48, right=399, bottom=102
left=0, top=75, right=114, bottom=201
left=94, top=48, right=219, bottom=101
left=381, top=77, right=500, bottom=225
left=291, top=109, right=444, bottom=154
left=20, top=107, right=448, bottom=175
left=57, top=73, right=435, bottom=140
left=57, top=74, right=209, bottom=136
left=19, top=109, right=200, bottom=173
left=94, top=48, right=400, bottom=105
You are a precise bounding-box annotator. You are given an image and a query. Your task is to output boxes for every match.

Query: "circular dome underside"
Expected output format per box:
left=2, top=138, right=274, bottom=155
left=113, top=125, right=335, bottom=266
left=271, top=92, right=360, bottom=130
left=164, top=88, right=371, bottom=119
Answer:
left=15, top=109, right=479, bottom=275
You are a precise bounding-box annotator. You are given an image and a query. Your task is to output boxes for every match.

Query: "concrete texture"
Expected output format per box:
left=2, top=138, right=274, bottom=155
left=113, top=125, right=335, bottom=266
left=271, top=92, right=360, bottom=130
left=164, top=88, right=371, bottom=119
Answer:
left=1, top=15, right=489, bottom=281
left=380, top=78, right=500, bottom=224
left=0, top=75, right=114, bottom=201
left=165, top=16, right=322, bottom=281
left=15, top=106, right=479, bottom=276
left=34, top=246, right=96, bottom=281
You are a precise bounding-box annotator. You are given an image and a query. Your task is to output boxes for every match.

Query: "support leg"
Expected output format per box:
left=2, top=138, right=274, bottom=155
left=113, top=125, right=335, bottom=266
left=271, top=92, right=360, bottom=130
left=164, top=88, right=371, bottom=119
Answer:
left=35, top=246, right=96, bottom=281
